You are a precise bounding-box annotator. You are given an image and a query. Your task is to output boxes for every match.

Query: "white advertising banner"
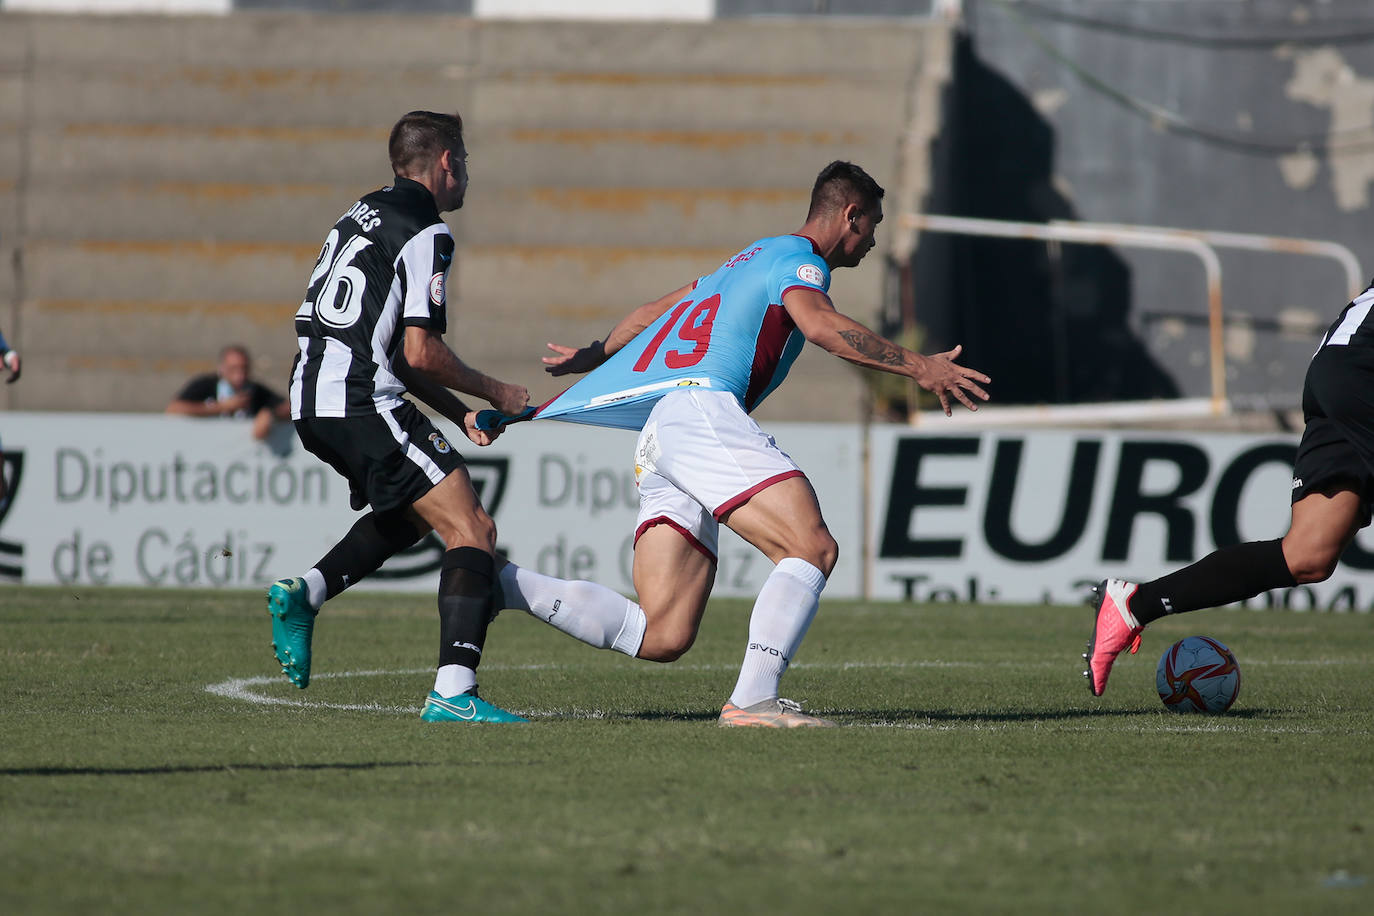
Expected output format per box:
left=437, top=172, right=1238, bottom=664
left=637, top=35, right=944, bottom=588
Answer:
left=5, top=413, right=1373, bottom=611
left=0, top=413, right=861, bottom=599
left=867, top=426, right=1374, bottom=611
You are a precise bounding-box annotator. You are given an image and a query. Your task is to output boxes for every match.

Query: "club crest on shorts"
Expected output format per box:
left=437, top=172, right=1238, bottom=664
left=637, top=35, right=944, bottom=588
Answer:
left=428, top=432, right=451, bottom=454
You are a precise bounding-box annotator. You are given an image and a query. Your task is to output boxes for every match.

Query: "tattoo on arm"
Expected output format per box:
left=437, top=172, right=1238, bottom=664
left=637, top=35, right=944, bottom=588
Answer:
left=838, top=329, right=906, bottom=367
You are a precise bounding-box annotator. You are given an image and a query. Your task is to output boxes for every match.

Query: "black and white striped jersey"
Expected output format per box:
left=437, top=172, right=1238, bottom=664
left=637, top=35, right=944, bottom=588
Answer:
left=1317, top=282, right=1374, bottom=351
left=289, top=177, right=455, bottom=419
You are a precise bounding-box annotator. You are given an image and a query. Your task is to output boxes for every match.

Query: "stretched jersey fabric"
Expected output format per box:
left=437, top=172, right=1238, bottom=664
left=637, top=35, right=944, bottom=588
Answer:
left=289, top=177, right=454, bottom=419
left=1315, top=282, right=1374, bottom=351
left=527, top=235, right=830, bottom=431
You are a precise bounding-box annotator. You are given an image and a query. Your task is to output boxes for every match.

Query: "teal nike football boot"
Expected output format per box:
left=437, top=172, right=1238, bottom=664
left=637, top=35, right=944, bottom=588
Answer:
left=267, top=577, right=316, bottom=689
left=420, top=689, right=529, bottom=723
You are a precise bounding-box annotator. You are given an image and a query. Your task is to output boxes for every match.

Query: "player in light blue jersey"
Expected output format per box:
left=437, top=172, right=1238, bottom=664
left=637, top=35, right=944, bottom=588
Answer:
left=524, top=232, right=830, bottom=430
left=487, top=162, right=991, bottom=727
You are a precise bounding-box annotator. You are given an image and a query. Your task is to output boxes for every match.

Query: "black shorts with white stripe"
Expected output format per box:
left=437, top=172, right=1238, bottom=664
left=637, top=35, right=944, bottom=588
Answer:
left=295, top=399, right=467, bottom=513
left=1293, top=343, right=1374, bottom=526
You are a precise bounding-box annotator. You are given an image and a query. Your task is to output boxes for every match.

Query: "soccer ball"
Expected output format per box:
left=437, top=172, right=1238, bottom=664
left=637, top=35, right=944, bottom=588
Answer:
left=1155, top=636, right=1241, bottom=714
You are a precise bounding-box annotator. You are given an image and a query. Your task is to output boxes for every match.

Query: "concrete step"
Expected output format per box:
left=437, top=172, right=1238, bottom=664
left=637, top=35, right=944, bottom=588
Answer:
left=23, top=123, right=900, bottom=192
left=9, top=320, right=871, bottom=421
left=22, top=170, right=907, bottom=248
left=25, top=234, right=885, bottom=321
left=15, top=15, right=922, bottom=75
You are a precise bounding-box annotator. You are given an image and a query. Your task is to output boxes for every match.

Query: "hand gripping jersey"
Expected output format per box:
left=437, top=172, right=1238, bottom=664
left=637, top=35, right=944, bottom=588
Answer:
left=523, top=235, right=831, bottom=431
left=289, top=177, right=454, bottom=420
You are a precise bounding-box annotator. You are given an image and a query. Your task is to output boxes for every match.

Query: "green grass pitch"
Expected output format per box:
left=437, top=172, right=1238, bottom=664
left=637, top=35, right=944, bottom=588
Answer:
left=2, top=584, right=1372, bottom=915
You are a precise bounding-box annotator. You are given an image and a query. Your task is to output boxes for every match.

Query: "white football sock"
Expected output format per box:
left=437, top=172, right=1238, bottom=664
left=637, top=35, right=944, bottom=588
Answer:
left=728, top=557, right=827, bottom=709
left=498, top=563, right=646, bottom=657
left=303, top=568, right=327, bottom=610
left=433, top=664, right=478, bottom=698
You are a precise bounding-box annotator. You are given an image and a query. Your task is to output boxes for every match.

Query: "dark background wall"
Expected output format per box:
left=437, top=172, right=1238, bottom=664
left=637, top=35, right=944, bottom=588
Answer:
left=3, top=0, right=1372, bottom=418
left=912, top=0, right=1374, bottom=409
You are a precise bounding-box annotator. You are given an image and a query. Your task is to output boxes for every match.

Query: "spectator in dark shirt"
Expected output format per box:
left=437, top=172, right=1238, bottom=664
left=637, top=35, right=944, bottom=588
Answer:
left=167, top=344, right=290, bottom=440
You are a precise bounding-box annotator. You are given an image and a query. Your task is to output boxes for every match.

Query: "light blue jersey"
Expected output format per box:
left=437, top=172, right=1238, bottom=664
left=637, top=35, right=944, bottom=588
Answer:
left=529, top=235, right=831, bottom=430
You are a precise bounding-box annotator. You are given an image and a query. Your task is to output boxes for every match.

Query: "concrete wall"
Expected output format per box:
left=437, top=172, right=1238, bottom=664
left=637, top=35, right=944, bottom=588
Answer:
left=928, top=0, right=1374, bottom=410
left=0, top=12, right=950, bottom=420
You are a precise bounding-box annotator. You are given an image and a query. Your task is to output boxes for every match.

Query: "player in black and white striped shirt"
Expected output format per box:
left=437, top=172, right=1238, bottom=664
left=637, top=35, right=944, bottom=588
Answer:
left=268, top=110, right=531, bottom=723
left=1086, top=281, right=1374, bottom=696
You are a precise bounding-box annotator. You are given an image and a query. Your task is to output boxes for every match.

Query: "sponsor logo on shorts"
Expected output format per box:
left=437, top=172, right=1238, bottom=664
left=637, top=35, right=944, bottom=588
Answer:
left=429, top=432, right=451, bottom=454
left=635, top=422, right=661, bottom=480
left=1292, top=477, right=1303, bottom=489
left=429, top=272, right=445, bottom=306
left=796, top=264, right=825, bottom=286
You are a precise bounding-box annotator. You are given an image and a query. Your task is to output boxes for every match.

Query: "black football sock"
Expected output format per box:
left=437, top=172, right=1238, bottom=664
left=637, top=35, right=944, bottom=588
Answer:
left=1132, top=538, right=1297, bottom=625
left=437, top=547, right=495, bottom=673
left=313, top=509, right=422, bottom=602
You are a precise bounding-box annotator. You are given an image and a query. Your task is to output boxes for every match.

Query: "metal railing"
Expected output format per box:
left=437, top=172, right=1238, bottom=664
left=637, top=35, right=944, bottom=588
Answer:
left=899, top=213, right=1365, bottom=423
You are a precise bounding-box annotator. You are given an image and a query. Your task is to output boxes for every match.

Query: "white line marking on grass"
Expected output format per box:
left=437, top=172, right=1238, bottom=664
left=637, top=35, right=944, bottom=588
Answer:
left=205, top=666, right=626, bottom=716
left=206, top=656, right=1371, bottom=721
left=205, top=670, right=427, bottom=713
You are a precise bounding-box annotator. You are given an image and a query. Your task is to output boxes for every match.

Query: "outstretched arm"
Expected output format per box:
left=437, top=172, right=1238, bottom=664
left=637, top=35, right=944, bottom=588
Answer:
left=783, top=286, right=991, bottom=416
left=543, top=281, right=697, bottom=376
left=403, top=325, right=529, bottom=417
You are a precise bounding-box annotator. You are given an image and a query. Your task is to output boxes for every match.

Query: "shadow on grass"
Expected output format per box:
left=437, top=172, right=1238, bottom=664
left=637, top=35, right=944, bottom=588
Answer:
left=833, top=706, right=1274, bottom=724
left=606, top=707, right=1276, bottom=724
left=0, top=761, right=436, bottom=777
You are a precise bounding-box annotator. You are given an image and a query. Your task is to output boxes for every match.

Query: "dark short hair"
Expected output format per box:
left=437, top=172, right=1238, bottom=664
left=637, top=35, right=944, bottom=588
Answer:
left=807, top=161, right=885, bottom=219
left=389, top=111, right=465, bottom=176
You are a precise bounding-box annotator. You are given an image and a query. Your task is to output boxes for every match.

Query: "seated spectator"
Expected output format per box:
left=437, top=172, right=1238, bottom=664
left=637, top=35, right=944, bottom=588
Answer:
left=167, top=344, right=290, bottom=440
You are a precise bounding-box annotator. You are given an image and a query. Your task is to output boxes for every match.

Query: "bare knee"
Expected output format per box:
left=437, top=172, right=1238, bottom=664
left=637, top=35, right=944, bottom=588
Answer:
left=637, top=619, right=697, bottom=663
left=800, top=531, right=839, bottom=578
left=436, top=512, right=496, bottom=552
left=1286, top=546, right=1339, bottom=584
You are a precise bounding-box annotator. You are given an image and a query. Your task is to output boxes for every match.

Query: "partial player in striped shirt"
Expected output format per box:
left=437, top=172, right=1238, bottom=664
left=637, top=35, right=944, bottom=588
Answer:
left=1086, top=281, right=1374, bottom=697
left=265, top=110, right=532, bottom=723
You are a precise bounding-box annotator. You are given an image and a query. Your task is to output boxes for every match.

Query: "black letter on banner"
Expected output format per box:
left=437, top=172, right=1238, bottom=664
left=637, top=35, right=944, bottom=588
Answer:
left=1341, top=534, right=1374, bottom=572
left=1210, top=443, right=1295, bottom=548
left=879, top=437, right=979, bottom=558
left=985, top=439, right=1100, bottom=562
left=1103, top=441, right=1209, bottom=562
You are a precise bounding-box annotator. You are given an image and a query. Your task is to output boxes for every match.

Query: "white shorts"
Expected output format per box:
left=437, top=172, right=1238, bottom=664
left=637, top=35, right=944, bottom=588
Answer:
left=632, top=389, right=803, bottom=563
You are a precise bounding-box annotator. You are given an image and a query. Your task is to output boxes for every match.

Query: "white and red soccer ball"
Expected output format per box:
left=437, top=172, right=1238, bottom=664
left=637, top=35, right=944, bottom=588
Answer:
left=1156, top=636, right=1241, bottom=714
